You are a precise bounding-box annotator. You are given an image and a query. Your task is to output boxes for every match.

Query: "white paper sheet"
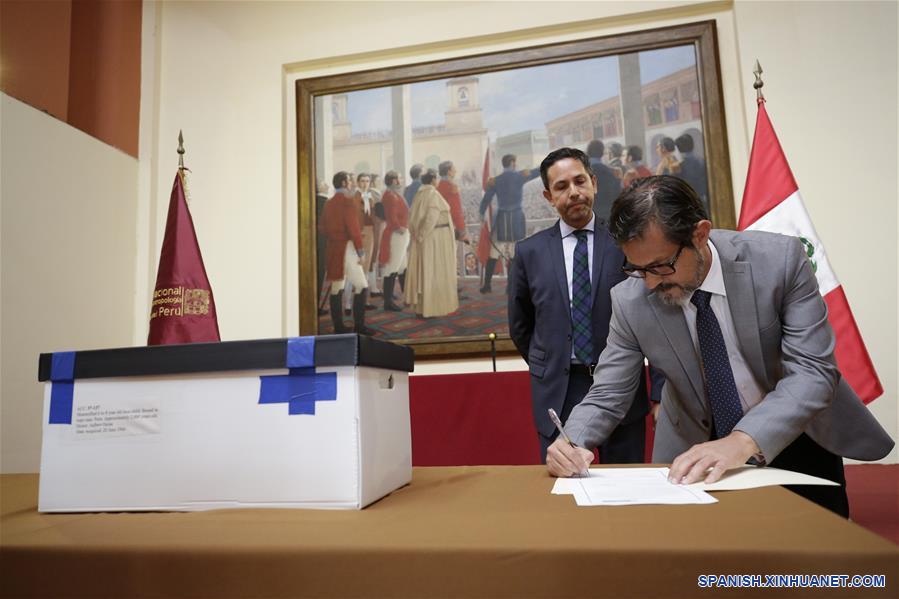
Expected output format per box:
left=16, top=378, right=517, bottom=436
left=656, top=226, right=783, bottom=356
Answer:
left=683, top=465, right=840, bottom=491
left=552, top=466, right=840, bottom=506
left=552, top=468, right=717, bottom=506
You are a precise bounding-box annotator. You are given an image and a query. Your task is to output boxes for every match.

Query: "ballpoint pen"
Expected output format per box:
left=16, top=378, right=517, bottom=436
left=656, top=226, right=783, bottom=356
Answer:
left=548, top=408, right=590, bottom=478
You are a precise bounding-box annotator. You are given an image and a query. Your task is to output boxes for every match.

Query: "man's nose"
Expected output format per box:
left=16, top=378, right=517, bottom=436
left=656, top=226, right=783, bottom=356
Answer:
left=644, top=271, right=663, bottom=289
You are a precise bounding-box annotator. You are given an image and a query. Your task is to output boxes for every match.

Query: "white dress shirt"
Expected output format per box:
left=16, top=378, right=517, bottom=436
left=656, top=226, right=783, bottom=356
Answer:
left=559, top=215, right=595, bottom=361
left=681, top=241, right=766, bottom=413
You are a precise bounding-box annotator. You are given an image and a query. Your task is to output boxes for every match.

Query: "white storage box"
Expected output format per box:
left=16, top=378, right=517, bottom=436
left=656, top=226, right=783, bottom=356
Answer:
left=37, top=335, right=414, bottom=511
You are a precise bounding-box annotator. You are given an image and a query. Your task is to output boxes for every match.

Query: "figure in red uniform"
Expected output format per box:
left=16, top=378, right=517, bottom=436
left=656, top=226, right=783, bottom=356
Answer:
left=319, top=171, right=374, bottom=335
left=378, top=170, right=410, bottom=311
left=437, top=160, right=469, bottom=301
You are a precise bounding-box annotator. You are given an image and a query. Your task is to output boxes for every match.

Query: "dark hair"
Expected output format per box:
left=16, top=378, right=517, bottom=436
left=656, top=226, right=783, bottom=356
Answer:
left=384, top=170, right=399, bottom=186
left=501, top=154, right=516, bottom=168
left=539, top=147, right=593, bottom=189
left=626, top=145, right=643, bottom=162
left=420, top=168, right=438, bottom=185
left=609, top=142, right=624, bottom=158
left=356, top=172, right=370, bottom=182
left=675, top=134, right=695, bottom=153
left=332, top=171, right=349, bottom=190
left=409, top=164, right=424, bottom=179
left=438, top=160, right=454, bottom=177
left=609, top=175, right=708, bottom=247
left=658, top=137, right=675, bottom=153
left=586, top=139, right=604, bottom=159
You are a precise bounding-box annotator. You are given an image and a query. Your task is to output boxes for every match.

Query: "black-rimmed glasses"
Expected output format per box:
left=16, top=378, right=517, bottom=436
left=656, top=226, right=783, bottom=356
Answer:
left=622, top=245, right=685, bottom=279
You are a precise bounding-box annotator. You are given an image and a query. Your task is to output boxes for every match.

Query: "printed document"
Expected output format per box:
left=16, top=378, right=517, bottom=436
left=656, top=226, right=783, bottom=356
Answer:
left=552, top=466, right=838, bottom=506
left=552, top=468, right=717, bottom=506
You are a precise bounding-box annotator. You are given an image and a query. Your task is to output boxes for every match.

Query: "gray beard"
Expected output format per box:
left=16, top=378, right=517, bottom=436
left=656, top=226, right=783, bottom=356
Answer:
left=654, top=247, right=705, bottom=307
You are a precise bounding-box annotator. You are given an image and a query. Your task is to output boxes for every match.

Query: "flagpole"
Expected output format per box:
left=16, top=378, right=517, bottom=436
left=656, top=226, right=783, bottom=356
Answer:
left=178, top=130, right=186, bottom=170
left=177, top=130, right=191, bottom=202
left=753, top=60, right=765, bottom=103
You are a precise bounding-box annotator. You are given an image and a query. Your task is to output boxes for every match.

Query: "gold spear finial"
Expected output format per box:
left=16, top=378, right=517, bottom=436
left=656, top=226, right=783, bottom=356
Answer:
left=177, top=130, right=185, bottom=170
left=753, top=60, right=765, bottom=102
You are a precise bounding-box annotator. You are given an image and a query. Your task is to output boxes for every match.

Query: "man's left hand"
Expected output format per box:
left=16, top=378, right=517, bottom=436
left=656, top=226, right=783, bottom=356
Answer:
left=668, top=431, right=760, bottom=484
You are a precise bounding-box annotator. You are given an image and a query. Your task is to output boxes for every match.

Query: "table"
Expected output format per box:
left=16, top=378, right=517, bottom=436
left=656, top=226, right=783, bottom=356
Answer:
left=2, top=468, right=896, bottom=598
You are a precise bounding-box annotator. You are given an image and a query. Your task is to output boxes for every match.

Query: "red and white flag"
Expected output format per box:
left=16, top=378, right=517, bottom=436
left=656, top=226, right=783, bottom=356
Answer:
left=739, top=98, right=882, bottom=403
left=477, top=145, right=502, bottom=274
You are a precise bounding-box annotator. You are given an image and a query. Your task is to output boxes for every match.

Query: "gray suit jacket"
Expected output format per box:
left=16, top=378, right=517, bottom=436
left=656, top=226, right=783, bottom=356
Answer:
left=565, top=229, right=893, bottom=463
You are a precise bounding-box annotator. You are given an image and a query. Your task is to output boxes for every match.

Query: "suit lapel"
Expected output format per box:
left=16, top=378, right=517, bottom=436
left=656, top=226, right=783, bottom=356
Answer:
left=648, top=292, right=707, bottom=408
left=591, top=229, right=608, bottom=305
left=715, top=235, right=768, bottom=388
left=548, top=222, right=570, bottom=308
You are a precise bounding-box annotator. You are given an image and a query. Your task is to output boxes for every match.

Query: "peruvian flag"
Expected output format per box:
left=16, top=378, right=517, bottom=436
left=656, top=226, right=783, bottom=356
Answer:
left=738, top=98, right=882, bottom=403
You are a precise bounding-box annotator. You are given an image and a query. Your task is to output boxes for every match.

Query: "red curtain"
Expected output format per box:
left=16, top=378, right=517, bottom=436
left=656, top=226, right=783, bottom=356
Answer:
left=410, top=371, right=657, bottom=466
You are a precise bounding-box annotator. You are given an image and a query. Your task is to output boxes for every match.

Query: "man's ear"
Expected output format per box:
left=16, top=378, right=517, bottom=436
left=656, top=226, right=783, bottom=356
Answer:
left=543, top=189, right=553, bottom=204
left=692, top=219, right=712, bottom=246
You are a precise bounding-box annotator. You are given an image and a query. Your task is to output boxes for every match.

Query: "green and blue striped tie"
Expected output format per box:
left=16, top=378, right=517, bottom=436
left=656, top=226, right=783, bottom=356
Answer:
left=571, top=230, right=593, bottom=365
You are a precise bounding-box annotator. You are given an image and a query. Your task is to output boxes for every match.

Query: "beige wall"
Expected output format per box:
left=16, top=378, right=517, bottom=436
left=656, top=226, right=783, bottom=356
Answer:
left=1, top=0, right=895, bottom=471
left=731, top=0, right=897, bottom=463
left=1, top=94, right=140, bottom=472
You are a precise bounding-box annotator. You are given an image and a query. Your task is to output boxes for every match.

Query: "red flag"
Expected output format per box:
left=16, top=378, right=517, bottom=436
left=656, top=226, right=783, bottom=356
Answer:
left=739, top=98, right=881, bottom=403
left=476, top=146, right=503, bottom=274
left=477, top=146, right=492, bottom=266
left=148, top=171, right=220, bottom=345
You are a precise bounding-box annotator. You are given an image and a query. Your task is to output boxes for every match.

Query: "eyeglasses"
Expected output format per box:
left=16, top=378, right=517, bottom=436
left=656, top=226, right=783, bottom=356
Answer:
left=622, top=245, right=685, bottom=278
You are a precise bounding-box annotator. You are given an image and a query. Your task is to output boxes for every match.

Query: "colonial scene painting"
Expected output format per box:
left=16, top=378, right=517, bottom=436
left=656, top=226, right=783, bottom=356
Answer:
left=299, top=22, right=733, bottom=356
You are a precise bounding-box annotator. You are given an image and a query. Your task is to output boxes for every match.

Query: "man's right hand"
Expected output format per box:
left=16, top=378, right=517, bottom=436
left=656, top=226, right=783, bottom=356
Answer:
left=546, top=438, right=593, bottom=477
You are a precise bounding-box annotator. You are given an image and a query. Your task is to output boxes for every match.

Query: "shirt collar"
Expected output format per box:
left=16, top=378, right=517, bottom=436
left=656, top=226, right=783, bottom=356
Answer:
left=559, top=214, right=596, bottom=239
left=697, top=240, right=726, bottom=297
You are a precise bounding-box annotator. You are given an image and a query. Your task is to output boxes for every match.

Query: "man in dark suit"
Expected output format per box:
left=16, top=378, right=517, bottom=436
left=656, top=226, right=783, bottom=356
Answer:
left=549, top=176, right=894, bottom=516
left=404, top=163, right=424, bottom=207
left=508, top=147, right=650, bottom=463
left=586, top=139, right=621, bottom=226
left=478, top=154, right=540, bottom=293
left=674, top=133, right=709, bottom=212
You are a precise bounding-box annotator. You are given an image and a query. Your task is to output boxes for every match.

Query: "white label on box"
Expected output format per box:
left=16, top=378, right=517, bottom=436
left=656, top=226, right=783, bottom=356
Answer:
left=72, top=397, right=161, bottom=439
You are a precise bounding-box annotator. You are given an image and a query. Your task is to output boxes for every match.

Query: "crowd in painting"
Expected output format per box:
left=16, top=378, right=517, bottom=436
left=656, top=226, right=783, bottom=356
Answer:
left=316, top=133, right=708, bottom=335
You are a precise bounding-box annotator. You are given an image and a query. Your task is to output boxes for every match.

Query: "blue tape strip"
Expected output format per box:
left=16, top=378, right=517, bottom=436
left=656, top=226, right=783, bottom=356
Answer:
left=259, top=369, right=313, bottom=404
left=49, top=381, right=74, bottom=424
left=314, top=372, right=337, bottom=402
left=257, top=370, right=337, bottom=415
left=50, top=351, right=76, bottom=381
left=287, top=337, right=315, bottom=368
left=48, top=351, right=76, bottom=424
left=289, top=399, right=317, bottom=415
left=258, top=376, right=290, bottom=404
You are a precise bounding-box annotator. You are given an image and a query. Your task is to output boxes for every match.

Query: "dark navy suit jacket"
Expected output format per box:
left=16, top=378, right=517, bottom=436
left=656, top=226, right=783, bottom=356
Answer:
left=508, top=221, right=649, bottom=438
left=589, top=159, right=622, bottom=226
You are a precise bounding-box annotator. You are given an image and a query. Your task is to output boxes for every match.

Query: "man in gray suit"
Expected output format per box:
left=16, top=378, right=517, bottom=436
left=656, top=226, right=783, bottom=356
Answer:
left=548, top=176, right=893, bottom=516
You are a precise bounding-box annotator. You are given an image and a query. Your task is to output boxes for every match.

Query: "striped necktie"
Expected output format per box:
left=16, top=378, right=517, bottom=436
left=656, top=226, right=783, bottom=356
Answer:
left=571, top=230, right=593, bottom=365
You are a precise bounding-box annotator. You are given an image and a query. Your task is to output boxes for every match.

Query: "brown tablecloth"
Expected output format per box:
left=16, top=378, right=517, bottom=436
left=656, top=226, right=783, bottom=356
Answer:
left=1, top=467, right=896, bottom=598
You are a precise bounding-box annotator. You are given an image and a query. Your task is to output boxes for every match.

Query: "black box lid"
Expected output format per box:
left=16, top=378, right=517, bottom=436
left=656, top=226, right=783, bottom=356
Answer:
left=38, top=335, right=413, bottom=381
